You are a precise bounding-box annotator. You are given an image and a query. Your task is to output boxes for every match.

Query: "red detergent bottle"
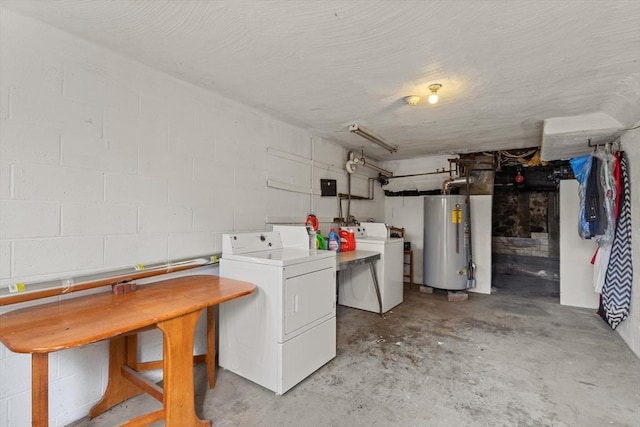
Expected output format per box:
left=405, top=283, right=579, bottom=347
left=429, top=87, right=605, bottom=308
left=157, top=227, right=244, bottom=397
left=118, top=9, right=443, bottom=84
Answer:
left=339, top=228, right=356, bottom=252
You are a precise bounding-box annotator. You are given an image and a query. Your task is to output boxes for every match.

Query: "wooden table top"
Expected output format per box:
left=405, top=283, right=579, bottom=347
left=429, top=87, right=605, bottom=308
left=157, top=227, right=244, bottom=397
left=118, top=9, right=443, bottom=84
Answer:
left=0, top=275, right=255, bottom=354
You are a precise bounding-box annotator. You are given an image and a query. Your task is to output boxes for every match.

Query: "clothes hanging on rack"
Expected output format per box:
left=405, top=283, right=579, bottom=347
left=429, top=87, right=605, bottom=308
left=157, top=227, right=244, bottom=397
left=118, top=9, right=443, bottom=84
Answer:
left=569, top=154, right=593, bottom=239
left=598, top=152, right=633, bottom=329
left=591, top=150, right=620, bottom=292
left=584, top=156, right=606, bottom=237
left=612, top=151, right=622, bottom=219
left=570, top=147, right=618, bottom=242
left=597, top=150, right=617, bottom=244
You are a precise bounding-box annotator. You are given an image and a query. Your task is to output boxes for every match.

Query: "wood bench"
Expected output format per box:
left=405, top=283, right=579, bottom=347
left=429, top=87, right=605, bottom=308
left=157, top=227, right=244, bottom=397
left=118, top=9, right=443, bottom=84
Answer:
left=0, top=275, right=255, bottom=426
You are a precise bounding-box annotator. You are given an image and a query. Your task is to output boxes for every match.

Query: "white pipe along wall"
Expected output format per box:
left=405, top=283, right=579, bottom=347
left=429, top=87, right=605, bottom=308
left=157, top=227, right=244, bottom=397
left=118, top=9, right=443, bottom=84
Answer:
left=0, top=10, right=385, bottom=426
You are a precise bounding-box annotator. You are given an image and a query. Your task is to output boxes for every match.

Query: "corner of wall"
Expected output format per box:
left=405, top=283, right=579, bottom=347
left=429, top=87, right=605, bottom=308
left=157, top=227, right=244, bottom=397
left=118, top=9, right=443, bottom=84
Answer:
left=617, top=128, right=640, bottom=359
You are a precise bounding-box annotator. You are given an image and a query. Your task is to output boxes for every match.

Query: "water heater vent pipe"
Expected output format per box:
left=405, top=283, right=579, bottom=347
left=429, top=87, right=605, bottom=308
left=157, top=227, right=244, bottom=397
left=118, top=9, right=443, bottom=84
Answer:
left=442, top=176, right=474, bottom=194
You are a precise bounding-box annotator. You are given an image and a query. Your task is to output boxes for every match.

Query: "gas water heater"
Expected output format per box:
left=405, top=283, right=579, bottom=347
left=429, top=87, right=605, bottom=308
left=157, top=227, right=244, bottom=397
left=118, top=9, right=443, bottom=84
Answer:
left=423, top=195, right=470, bottom=290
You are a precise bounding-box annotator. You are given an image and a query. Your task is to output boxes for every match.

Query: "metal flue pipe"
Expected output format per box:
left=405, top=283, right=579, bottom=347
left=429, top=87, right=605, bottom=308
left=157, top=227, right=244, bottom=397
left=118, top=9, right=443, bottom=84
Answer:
left=442, top=176, right=474, bottom=194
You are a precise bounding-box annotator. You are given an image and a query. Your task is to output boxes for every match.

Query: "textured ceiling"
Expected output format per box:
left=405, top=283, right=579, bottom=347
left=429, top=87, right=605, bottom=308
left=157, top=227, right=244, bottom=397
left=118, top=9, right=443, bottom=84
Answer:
left=2, top=0, right=640, bottom=160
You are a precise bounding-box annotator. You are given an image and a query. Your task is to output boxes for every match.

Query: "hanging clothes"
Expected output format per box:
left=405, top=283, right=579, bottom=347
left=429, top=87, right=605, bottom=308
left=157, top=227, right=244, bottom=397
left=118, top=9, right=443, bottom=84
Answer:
left=591, top=149, right=618, bottom=292
left=594, top=149, right=617, bottom=244
left=570, top=154, right=593, bottom=239
left=612, top=151, right=622, bottom=219
left=584, top=156, right=606, bottom=237
left=598, top=152, right=633, bottom=329
left=571, top=150, right=618, bottom=242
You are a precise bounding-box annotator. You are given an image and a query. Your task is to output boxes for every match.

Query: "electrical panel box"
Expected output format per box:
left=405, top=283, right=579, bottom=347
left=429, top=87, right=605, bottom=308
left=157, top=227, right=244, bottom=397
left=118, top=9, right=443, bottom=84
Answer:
left=320, top=179, right=337, bottom=197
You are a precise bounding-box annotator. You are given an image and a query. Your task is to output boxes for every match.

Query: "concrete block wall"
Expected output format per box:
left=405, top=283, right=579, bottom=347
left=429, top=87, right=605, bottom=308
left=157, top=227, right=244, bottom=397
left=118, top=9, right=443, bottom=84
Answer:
left=0, top=10, right=383, bottom=426
left=382, top=155, right=453, bottom=285
left=492, top=232, right=551, bottom=258
left=381, top=154, right=496, bottom=294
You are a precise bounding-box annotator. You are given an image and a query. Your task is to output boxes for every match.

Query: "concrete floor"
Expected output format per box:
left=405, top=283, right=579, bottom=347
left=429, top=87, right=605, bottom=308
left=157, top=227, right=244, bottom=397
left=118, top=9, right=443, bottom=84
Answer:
left=73, top=285, right=640, bottom=427
left=493, top=254, right=560, bottom=298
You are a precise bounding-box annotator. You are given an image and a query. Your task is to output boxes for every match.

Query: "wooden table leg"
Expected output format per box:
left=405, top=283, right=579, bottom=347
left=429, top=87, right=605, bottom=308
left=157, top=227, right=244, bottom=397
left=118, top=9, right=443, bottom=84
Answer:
left=89, top=336, right=143, bottom=418
left=32, top=353, right=49, bottom=427
left=126, top=334, right=138, bottom=368
left=206, top=305, right=216, bottom=388
left=157, top=309, right=210, bottom=427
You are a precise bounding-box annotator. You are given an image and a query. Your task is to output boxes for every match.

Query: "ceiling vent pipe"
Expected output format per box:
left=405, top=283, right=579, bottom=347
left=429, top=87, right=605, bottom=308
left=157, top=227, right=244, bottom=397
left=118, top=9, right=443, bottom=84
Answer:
left=442, top=176, right=474, bottom=194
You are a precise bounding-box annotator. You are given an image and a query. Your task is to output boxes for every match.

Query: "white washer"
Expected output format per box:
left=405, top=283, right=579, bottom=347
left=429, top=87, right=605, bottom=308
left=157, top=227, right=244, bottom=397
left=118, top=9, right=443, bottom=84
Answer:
left=338, top=222, right=404, bottom=313
left=219, top=226, right=336, bottom=395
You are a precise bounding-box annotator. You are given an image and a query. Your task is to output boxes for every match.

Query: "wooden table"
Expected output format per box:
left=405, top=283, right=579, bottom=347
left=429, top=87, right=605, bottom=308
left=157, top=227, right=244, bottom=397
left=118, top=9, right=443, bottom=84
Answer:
left=0, top=275, right=255, bottom=427
left=336, top=250, right=382, bottom=315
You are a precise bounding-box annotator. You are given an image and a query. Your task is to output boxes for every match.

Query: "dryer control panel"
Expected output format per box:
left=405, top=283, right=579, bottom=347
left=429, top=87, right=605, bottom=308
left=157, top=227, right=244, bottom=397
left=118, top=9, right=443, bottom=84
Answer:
left=222, top=232, right=283, bottom=254
left=341, top=226, right=367, bottom=239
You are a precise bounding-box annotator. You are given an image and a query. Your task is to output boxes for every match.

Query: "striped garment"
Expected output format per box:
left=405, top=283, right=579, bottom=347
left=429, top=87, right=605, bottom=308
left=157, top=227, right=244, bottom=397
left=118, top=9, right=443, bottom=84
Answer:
left=599, top=152, right=633, bottom=329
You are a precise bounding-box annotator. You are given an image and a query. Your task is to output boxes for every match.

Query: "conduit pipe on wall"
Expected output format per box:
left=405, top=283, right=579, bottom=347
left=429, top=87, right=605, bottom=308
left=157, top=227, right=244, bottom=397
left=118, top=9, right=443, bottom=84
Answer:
left=385, top=169, right=450, bottom=180
left=356, top=157, right=392, bottom=176
left=0, top=255, right=216, bottom=305
left=338, top=178, right=377, bottom=225
left=342, top=151, right=390, bottom=224
left=346, top=157, right=352, bottom=222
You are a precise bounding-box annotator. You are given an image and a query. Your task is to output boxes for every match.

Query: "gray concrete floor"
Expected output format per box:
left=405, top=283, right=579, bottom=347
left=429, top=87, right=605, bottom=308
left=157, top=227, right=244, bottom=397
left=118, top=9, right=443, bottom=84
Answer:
left=492, top=254, right=560, bottom=298
left=73, top=285, right=640, bottom=427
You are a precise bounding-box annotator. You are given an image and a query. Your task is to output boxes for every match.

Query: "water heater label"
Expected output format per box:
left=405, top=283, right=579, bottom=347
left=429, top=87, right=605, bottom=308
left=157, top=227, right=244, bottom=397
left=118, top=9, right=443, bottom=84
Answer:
left=451, top=208, right=462, bottom=224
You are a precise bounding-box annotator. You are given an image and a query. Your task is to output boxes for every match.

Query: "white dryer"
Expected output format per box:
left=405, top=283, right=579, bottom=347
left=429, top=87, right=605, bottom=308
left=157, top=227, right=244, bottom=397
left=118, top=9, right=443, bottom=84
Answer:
left=338, top=222, right=404, bottom=313
left=219, top=227, right=336, bottom=395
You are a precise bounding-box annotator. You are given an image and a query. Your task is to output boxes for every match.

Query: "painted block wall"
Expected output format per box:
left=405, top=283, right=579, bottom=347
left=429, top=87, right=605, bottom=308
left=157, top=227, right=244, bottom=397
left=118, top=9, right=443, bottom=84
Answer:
left=384, top=193, right=492, bottom=294
left=558, top=179, right=599, bottom=309
left=380, top=154, right=496, bottom=292
left=0, top=9, right=384, bottom=426
left=492, top=233, right=551, bottom=257
left=382, top=155, right=453, bottom=285
left=618, top=128, right=639, bottom=359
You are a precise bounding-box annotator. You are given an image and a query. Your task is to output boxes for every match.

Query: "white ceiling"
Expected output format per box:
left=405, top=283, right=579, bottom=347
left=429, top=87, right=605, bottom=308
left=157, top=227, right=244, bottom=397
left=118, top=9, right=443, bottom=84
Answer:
left=2, top=0, right=640, bottom=160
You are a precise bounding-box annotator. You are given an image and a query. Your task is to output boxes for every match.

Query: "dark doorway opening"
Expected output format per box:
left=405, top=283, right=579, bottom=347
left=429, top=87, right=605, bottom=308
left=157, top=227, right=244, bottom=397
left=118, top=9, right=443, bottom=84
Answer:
left=491, top=164, right=564, bottom=298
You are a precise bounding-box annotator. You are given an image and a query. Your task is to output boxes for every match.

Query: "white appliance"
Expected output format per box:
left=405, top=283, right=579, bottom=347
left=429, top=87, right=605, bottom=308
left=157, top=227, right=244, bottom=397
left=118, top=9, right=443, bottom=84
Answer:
left=219, top=226, right=337, bottom=395
left=423, top=195, right=470, bottom=290
left=338, top=222, right=404, bottom=313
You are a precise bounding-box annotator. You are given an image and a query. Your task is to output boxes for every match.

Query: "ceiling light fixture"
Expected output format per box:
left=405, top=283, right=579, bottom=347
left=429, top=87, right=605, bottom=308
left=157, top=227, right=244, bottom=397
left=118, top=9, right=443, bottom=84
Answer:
left=349, top=124, right=398, bottom=153
left=428, top=83, right=442, bottom=104
left=405, top=95, right=421, bottom=106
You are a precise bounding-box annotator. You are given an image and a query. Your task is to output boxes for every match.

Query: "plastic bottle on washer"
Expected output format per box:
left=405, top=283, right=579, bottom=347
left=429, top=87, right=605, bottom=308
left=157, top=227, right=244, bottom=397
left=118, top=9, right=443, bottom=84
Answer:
left=327, top=228, right=340, bottom=252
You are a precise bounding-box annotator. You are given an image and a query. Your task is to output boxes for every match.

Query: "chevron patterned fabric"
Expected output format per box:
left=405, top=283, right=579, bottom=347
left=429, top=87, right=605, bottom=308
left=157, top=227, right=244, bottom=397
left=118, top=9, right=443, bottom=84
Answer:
left=599, top=152, right=633, bottom=329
